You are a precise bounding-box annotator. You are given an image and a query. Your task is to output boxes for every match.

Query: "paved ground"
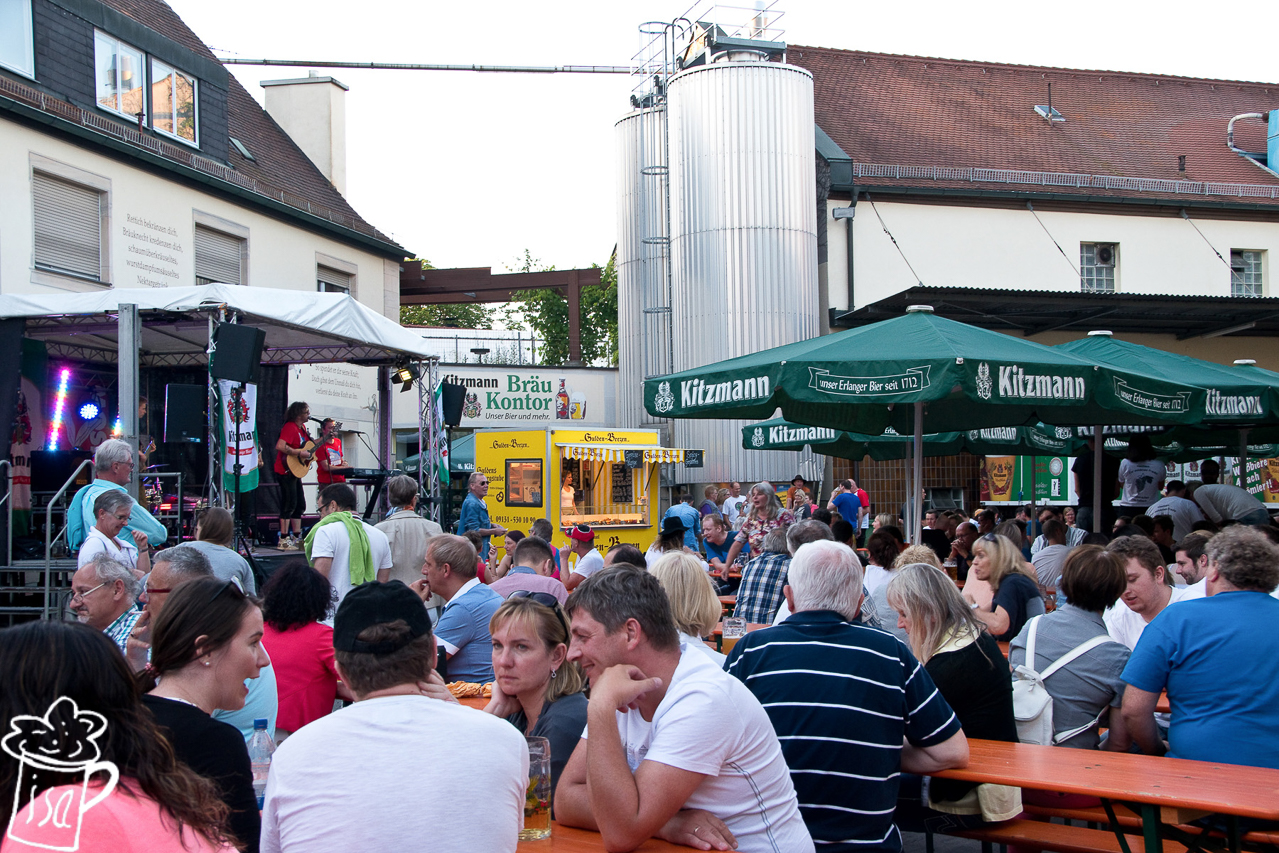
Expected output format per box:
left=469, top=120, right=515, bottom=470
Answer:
left=902, top=831, right=984, bottom=853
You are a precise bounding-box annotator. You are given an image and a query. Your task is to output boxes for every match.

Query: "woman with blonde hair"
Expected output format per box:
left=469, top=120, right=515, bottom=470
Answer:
left=968, top=533, right=1044, bottom=641
left=887, top=563, right=1019, bottom=832
left=651, top=551, right=726, bottom=665
left=484, top=593, right=586, bottom=800
left=722, top=482, right=794, bottom=573
left=869, top=546, right=943, bottom=641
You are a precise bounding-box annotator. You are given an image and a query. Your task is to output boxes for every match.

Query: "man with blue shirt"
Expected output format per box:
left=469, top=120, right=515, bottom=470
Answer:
left=457, top=472, right=505, bottom=562
left=1121, top=526, right=1279, bottom=768
left=727, top=540, right=968, bottom=852
left=423, top=533, right=502, bottom=682
left=67, top=438, right=167, bottom=551
left=827, top=478, right=862, bottom=524
left=662, top=493, right=701, bottom=550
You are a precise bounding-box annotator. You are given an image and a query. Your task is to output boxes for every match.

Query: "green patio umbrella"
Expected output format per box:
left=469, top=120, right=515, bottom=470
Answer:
left=646, top=306, right=1203, bottom=543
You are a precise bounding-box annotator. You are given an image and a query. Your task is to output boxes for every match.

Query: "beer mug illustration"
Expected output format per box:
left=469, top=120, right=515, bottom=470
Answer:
left=569, top=391, right=587, bottom=420
left=4, top=696, right=119, bottom=852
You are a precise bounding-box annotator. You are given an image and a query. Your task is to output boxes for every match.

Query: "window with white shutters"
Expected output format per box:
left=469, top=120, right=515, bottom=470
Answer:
left=33, top=172, right=105, bottom=281
left=194, top=225, right=244, bottom=285
left=317, top=265, right=351, bottom=294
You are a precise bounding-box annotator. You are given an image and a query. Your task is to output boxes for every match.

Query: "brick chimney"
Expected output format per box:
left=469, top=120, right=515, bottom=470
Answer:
left=261, top=72, right=348, bottom=195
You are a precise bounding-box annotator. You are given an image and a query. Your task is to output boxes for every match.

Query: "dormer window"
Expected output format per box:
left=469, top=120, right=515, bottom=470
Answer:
left=94, top=31, right=145, bottom=120
left=94, top=29, right=199, bottom=146
left=0, top=0, right=35, bottom=78
left=151, top=59, right=197, bottom=144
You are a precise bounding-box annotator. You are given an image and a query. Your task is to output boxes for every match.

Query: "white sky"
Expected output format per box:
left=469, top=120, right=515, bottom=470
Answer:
left=167, top=0, right=1274, bottom=277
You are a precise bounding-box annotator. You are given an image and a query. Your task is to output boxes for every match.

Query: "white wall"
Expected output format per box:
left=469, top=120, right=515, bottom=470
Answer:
left=825, top=198, right=1278, bottom=312
left=0, top=122, right=394, bottom=315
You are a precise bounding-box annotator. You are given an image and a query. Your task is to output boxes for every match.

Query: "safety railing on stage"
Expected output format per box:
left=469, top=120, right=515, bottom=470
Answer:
left=43, top=459, right=94, bottom=621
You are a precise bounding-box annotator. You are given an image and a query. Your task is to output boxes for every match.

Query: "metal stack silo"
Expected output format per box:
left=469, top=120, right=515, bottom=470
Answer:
left=665, top=56, right=820, bottom=483
left=615, top=105, right=670, bottom=428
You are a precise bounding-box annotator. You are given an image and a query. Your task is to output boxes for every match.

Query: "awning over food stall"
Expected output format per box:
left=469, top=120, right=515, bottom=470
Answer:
left=557, top=444, right=698, bottom=464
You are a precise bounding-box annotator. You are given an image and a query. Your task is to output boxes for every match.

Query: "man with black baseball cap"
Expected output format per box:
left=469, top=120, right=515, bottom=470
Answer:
left=563, top=523, right=604, bottom=592
left=260, top=581, right=527, bottom=853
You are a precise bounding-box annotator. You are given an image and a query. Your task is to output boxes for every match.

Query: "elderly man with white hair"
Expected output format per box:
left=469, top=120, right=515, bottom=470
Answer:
left=726, top=540, right=969, bottom=853
left=69, top=554, right=142, bottom=653
left=67, top=438, right=168, bottom=552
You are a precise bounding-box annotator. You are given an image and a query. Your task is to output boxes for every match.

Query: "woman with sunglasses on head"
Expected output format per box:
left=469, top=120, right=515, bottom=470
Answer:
left=140, top=578, right=270, bottom=852
left=0, top=621, right=236, bottom=852
left=483, top=592, right=586, bottom=800
left=969, top=532, right=1044, bottom=642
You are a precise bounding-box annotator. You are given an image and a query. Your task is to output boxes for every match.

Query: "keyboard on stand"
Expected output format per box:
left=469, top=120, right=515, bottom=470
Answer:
left=328, top=469, right=397, bottom=521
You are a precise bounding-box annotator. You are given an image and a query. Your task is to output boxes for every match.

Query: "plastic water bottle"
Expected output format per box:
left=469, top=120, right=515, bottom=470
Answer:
left=247, top=718, right=276, bottom=810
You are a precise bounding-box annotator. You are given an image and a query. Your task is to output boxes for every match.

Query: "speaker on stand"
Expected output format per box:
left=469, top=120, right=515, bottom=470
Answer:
left=209, top=323, right=267, bottom=580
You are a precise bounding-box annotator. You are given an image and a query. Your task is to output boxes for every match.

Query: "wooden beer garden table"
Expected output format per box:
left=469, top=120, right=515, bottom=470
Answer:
left=931, top=739, right=1279, bottom=853
left=516, top=822, right=683, bottom=850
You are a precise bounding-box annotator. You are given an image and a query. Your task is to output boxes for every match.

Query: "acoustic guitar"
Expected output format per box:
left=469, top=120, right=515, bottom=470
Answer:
left=284, top=437, right=317, bottom=479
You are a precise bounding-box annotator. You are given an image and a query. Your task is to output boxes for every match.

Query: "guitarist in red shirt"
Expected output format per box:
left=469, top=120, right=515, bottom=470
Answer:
left=274, top=401, right=313, bottom=550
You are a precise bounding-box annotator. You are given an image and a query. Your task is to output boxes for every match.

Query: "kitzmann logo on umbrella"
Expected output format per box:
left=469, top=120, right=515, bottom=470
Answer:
left=653, top=382, right=675, bottom=413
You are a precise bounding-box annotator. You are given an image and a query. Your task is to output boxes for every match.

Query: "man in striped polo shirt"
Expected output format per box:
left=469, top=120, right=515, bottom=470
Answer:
left=727, top=541, right=969, bottom=852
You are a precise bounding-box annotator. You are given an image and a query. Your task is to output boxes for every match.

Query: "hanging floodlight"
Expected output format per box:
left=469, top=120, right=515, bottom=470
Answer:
left=79, top=401, right=101, bottom=421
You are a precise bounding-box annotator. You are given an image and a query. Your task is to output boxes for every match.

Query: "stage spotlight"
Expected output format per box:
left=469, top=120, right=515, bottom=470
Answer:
left=79, top=402, right=100, bottom=421
left=46, top=368, right=71, bottom=449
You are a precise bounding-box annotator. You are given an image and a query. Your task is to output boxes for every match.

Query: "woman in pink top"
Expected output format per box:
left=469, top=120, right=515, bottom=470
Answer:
left=260, top=563, right=352, bottom=736
left=0, top=621, right=235, bottom=852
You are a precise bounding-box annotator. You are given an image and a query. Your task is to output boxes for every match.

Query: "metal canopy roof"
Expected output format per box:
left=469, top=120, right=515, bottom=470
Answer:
left=0, top=283, right=434, bottom=367
left=833, top=287, right=1279, bottom=340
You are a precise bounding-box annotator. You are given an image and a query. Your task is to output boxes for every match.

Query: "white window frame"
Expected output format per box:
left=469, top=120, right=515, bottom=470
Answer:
left=1230, top=249, right=1264, bottom=298
left=93, top=30, right=146, bottom=122
left=149, top=57, right=198, bottom=147
left=1080, top=242, right=1117, bottom=293
left=0, top=0, right=35, bottom=79
left=316, top=252, right=357, bottom=296
left=29, top=155, right=111, bottom=288
left=193, top=211, right=248, bottom=286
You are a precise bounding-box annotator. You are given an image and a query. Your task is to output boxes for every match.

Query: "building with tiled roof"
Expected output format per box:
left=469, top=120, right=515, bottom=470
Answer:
left=785, top=46, right=1279, bottom=332
left=0, top=0, right=407, bottom=316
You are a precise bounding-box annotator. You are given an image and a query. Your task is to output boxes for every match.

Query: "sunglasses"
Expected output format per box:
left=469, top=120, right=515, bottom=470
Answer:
left=981, top=533, right=1000, bottom=543
left=508, top=590, right=570, bottom=639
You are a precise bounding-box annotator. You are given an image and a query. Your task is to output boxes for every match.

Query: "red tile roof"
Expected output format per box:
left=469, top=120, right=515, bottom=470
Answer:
left=92, top=0, right=400, bottom=250
left=789, top=46, right=1279, bottom=205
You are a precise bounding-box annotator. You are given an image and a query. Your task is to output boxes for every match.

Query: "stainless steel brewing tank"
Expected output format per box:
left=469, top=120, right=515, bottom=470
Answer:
left=666, top=60, right=819, bottom=482
left=615, top=106, right=669, bottom=428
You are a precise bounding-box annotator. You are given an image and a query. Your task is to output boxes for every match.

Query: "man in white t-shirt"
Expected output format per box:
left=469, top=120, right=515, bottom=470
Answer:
left=1102, top=535, right=1188, bottom=649
left=1172, top=531, right=1214, bottom=601
left=563, top=523, right=605, bottom=592
left=307, top=484, right=393, bottom=621
left=722, top=482, right=746, bottom=528
left=557, top=565, right=813, bottom=853
left=1144, top=481, right=1205, bottom=541
left=262, top=580, right=527, bottom=853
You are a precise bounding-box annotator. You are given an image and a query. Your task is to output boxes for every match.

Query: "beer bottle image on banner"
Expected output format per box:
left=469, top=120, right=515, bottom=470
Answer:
left=556, top=380, right=570, bottom=419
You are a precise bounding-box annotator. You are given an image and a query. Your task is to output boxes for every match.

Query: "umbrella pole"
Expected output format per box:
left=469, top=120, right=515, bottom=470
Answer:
left=1240, top=428, right=1251, bottom=474
left=1093, top=426, right=1103, bottom=534
left=912, top=402, right=924, bottom=546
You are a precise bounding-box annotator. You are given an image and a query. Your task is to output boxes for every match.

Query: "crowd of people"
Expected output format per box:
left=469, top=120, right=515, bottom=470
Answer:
left=6, top=433, right=1279, bottom=853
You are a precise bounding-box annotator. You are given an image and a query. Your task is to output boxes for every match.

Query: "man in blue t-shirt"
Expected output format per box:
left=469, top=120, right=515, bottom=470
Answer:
left=827, top=479, right=861, bottom=525
left=456, top=471, right=506, bottom=562
left=662, top=493, right=701, bottom=549
left=423, top=533, right=502, bottom=682
left=1121, top=526, right=1279, bottom=769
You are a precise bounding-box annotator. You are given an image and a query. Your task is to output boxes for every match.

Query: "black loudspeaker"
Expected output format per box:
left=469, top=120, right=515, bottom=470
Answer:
left=30, top=450, right=93, bottom=493
left=164, top=384, right=206, bottom=443
left=209, top=324, right=266, bottom=384
left=440, top=382, right=466, bottom=426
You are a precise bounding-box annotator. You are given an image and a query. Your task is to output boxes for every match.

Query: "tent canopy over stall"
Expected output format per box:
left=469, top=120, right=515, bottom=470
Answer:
left=0, top=283, right=434, bottom=366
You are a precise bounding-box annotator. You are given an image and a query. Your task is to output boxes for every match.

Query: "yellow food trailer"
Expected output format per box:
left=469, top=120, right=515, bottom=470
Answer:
left=474, top=426, right=696, bottom=562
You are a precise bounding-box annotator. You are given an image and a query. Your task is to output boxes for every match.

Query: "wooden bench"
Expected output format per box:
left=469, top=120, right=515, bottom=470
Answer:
left=950, top=817, right=1187, bottom=853
left=1020, top=803, right=1279, bottom=849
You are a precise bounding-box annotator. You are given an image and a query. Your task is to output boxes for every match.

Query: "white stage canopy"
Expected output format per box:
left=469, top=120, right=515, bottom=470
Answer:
left=0, top=283, right=433, bottom=366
